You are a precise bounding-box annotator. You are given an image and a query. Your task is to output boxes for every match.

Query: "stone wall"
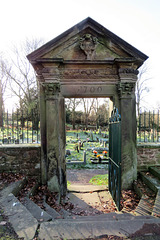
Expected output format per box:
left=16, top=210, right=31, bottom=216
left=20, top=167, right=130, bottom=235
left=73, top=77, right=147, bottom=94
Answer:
left=1, top=143, right=160, bottom=178
left=137, top=143, right=160, bottom=170
left=0, top=144, right=41, bottom=178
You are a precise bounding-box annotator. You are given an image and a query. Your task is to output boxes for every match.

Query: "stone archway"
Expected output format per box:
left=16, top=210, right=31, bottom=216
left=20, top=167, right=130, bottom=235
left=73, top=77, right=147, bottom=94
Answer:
left=27, top=17, right=148, bottom=196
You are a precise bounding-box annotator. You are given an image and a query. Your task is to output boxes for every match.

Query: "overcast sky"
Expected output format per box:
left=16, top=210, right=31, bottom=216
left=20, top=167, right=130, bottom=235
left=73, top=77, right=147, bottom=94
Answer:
left=0, top=0, right=160, bottom=110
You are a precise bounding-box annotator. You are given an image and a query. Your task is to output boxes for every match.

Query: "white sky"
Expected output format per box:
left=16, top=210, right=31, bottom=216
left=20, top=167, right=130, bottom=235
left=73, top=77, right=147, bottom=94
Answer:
left=0, top=0, right=160, bottom=110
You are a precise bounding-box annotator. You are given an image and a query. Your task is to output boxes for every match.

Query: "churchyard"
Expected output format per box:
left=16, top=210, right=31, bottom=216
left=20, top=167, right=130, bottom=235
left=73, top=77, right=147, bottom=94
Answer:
left=65, top=128, right=109, bottom=167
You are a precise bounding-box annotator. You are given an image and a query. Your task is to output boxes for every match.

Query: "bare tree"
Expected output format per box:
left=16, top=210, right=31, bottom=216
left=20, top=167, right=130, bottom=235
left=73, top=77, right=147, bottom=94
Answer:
left=65, top=98, right=82, bottom=129
left=136, top=62, right=150, bottom=116
left=0, top=54, right=9, bottom=126
left=1, top=38, right=44, bottom=114
left=82, top=98, right=95, bottom=128
left=91, top=98, right=109, bottom=128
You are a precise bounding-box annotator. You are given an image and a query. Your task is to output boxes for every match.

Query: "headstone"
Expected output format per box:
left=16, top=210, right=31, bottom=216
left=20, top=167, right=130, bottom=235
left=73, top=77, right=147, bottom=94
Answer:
left=90, top=130, right=93, bottom=141
left=78, top=141, right=82, bottom=150
left=2, top=138, right=8, bottom=144
left=83, top=151, right=86, bottom=164
left=66, top=150, right=71, bottom=156
left=15, top=139, right=19, bottom=144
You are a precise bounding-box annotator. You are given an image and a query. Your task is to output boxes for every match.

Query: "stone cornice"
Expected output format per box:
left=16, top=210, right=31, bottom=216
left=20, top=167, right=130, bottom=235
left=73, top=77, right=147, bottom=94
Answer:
left=118, top=68, right=138, bottom=83
left=118, top=68, right=139, bottom=75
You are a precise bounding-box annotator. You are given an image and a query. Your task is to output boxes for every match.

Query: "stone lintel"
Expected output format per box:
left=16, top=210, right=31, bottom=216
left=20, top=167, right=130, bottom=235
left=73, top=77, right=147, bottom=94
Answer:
left=61, top=84, right=117, bottom=98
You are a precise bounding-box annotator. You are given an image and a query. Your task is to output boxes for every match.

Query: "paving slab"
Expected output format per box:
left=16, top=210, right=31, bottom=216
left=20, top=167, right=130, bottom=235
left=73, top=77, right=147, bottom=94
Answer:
left=0, top=193, right=38, bottom=240
left=68, top=191, right=101, bottom=209
left=68, top=185, right=115, bottom=215
left=68, top=183, right=108, bottom=192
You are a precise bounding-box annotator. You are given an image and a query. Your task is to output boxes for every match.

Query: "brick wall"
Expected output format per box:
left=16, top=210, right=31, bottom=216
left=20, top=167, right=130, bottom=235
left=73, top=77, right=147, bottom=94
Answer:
left=0, top=144, right=41, bottom=177
left=137, top=143, right=160, bottom=170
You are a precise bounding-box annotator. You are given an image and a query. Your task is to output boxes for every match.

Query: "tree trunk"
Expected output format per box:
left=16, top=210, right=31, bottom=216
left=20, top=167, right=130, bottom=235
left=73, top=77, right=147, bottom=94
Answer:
left=72, top=110, right=76, bottom=130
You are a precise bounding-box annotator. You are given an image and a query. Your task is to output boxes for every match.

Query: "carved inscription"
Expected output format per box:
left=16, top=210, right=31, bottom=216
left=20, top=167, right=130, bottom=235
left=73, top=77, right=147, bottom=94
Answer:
left=62, top=68, right=117, bottom=79
left=77, top=86, right=102, bottom=94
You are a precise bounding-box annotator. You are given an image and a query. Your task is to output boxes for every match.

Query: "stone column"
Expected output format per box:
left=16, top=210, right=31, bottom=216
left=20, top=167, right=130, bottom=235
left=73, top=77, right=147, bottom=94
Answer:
left=43, top=82, right=67, bottom=196
left=38, top=76, right=47, bottom=185
left=118, top=68, right=138, bottom=189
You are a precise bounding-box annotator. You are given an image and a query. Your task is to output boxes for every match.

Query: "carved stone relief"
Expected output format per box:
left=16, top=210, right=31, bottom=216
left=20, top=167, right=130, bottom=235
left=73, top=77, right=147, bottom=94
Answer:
left=79, top=34, right=98, bottom=60
left=61, top=68, right=117, bottom=80
left=42, top=82, right=61, bottom=98
left=117, top=82, right=135, bottom=98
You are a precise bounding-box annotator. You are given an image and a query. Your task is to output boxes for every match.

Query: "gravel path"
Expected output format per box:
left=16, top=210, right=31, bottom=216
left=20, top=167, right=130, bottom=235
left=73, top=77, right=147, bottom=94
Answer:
left=67, top=169, right=108, bottom=184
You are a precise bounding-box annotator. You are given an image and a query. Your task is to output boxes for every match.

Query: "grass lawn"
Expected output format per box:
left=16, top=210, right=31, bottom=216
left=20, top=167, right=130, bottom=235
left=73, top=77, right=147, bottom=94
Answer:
left=89, top=174, right=108, bottom=186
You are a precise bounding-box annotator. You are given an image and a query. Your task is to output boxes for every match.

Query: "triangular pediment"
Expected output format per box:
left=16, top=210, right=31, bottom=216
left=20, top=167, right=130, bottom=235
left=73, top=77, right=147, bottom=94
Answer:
left=27, top=17, right=148, bottom=64
left=41, top=27, right=130, bottom=61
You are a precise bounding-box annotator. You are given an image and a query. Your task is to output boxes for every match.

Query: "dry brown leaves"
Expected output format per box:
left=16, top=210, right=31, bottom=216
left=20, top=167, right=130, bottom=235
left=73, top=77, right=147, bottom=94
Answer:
left=120, top=189, right=140, bottom=212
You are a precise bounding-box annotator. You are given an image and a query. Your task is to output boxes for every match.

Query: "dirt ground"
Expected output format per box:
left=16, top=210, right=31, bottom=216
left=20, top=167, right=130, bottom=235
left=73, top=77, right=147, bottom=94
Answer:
left=67, top=168, right=107, bottom=184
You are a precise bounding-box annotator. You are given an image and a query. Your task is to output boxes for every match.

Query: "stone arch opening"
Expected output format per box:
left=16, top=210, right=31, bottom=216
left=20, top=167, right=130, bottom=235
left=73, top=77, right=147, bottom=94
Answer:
left=64, top=96, right=110, bottom=184
left=27, top=17, right=148, bottom=197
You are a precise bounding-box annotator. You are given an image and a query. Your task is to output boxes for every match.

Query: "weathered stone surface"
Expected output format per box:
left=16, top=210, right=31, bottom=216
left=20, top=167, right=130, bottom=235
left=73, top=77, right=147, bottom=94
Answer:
left=68, top=184, right=108, bottom=193
left=0, top=144, right=41, bottom=177
left=23, top=197, right=52, bottom=222
left=27, top=17, right=148, bottom=191
left=47, top=175, right=59, bottom=192
left=39, top=216, right=160, bottom=240
left=0, top=193, right=38, bottom=240
left=137, top=144, right=160, bottom=169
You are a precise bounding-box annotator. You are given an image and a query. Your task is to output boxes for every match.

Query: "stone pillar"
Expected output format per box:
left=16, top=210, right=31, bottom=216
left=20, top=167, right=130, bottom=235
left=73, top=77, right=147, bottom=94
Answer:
left=38, top=76, right=47, bottom=185
left=42, top=82, right=67, bottom=196
left=118, top=68, right=138, bottom=189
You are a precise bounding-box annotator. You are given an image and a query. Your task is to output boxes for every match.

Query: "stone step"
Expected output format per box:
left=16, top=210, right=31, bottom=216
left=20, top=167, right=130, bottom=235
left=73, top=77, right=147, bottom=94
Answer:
left=27, top=181, right=40, bottom=197
left=134, top=195, right=153, bottom=216
left=57, top=211, right=156, bottom=222
left=139, top=171, right=159, bottom=193
left=23, top=197, right=52, bottom=222
left=43, top=201, right=61, bottom=219
left=68, top=184, right=108, bottom=193
left=149, top=166, right=160, bottom=180
left=152, top=189, right=160, bottom=217
left=0, top=179, right=26, bottom=199
left=0, top=193, right=38, bottom=240
left=39, top=216, right=160, bottom=240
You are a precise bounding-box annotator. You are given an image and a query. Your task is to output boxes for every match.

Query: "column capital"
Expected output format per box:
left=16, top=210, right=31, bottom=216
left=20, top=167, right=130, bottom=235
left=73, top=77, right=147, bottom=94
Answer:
left=117, top=82, right=135, bottom=99
left=42, top=82, right=61, bottom=100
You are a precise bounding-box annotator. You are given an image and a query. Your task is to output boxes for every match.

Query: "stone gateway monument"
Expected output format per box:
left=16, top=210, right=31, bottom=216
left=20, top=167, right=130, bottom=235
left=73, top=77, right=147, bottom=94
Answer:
left=27, top=17, right=148, bottom=197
